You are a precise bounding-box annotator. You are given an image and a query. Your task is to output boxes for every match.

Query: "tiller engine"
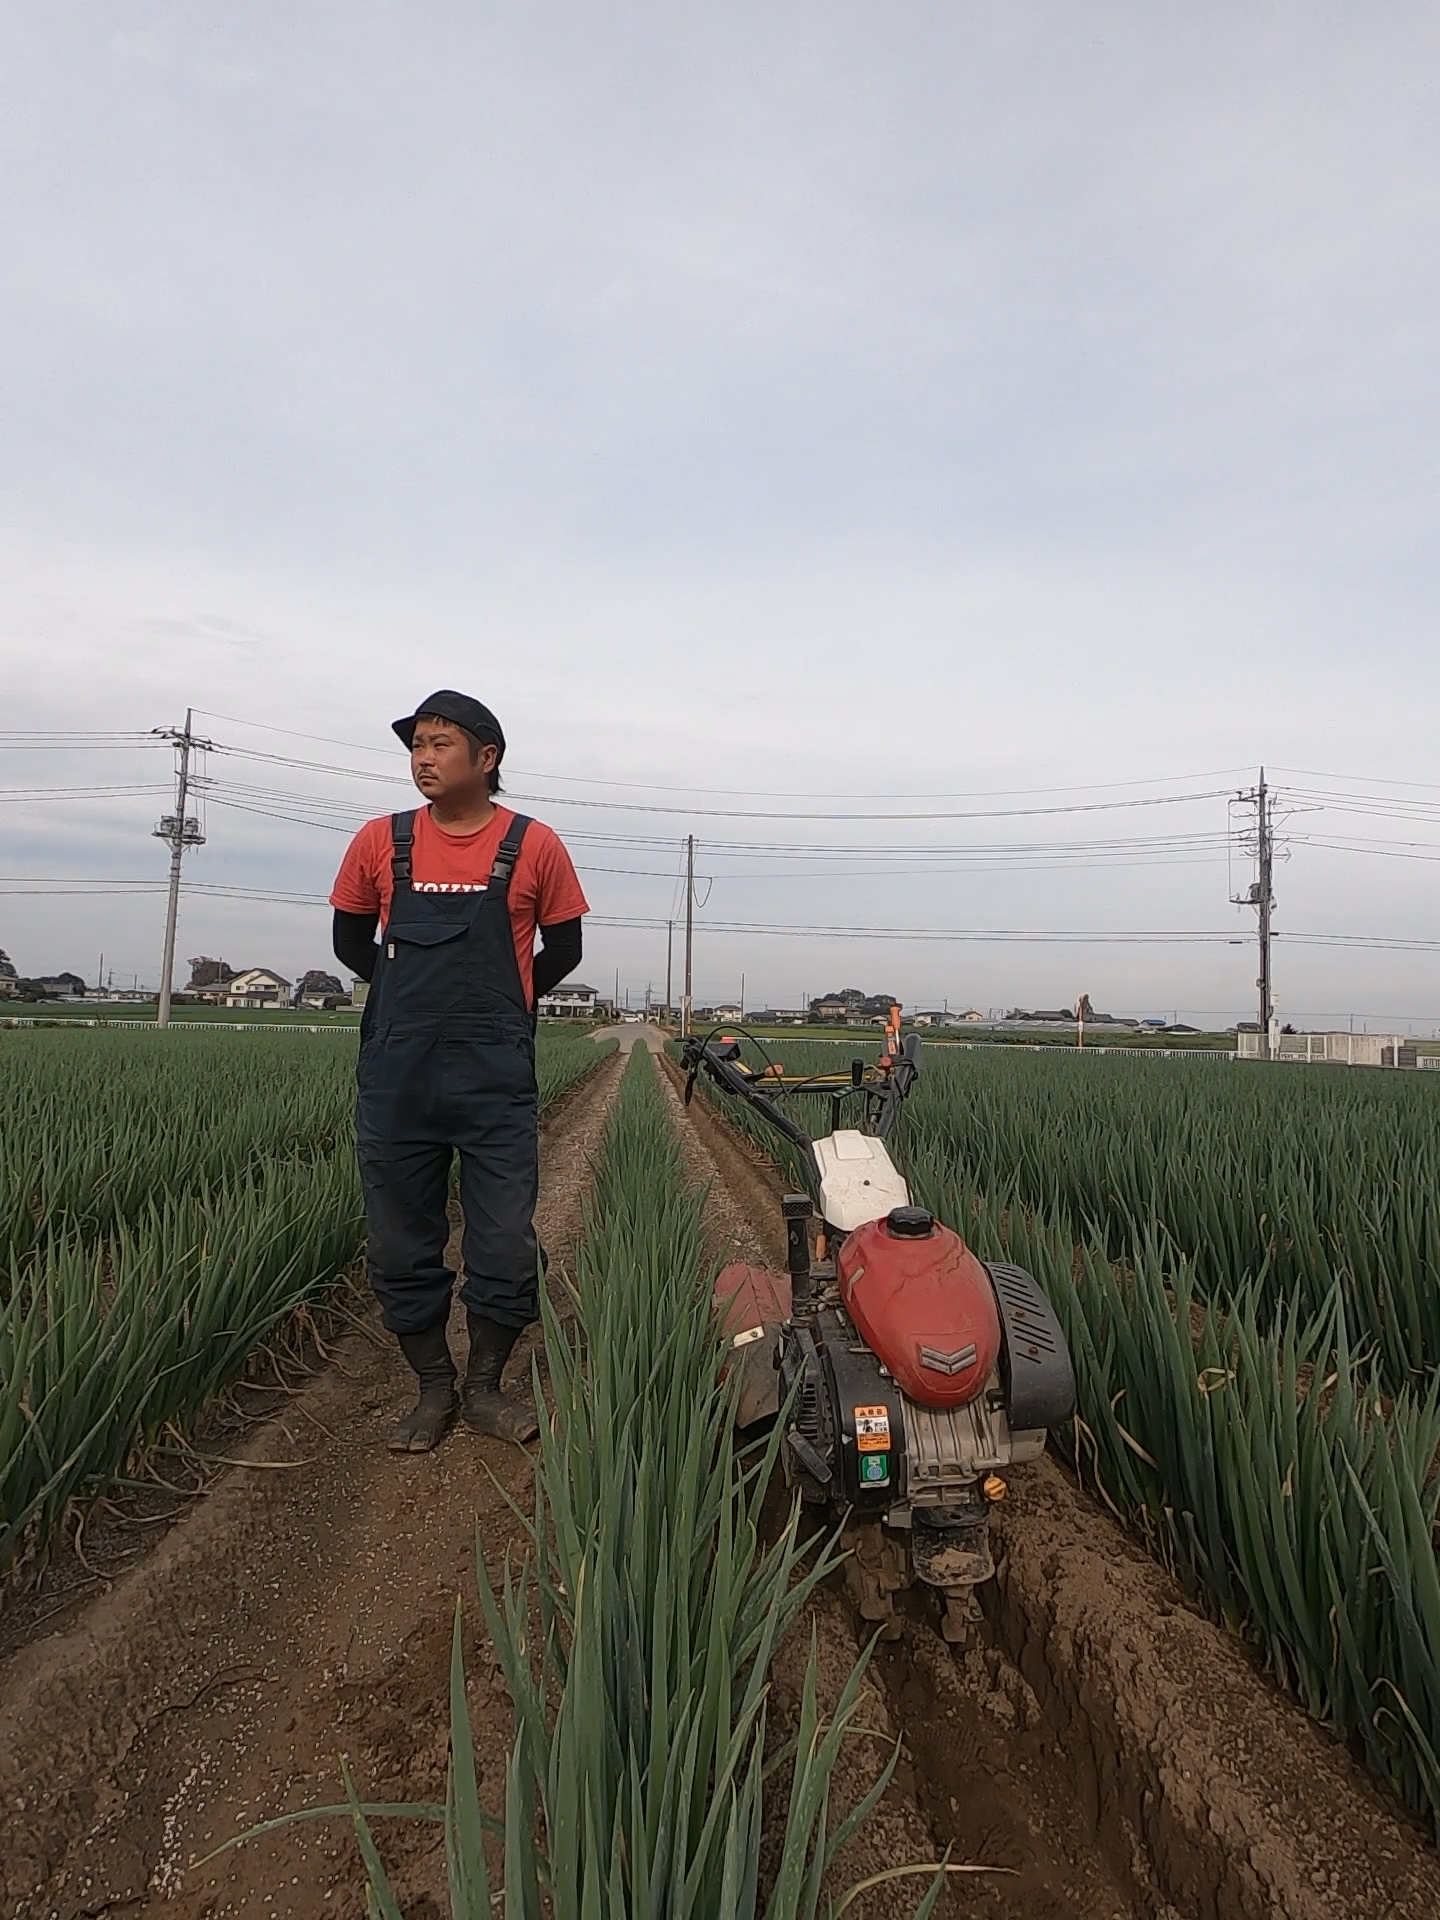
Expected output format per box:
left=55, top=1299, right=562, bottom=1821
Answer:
left=682, top=1014, right=1076, bottom=1642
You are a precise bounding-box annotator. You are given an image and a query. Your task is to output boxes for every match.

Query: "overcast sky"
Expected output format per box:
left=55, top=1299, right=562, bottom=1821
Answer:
left=2, top=5, right=1438, bottom=1025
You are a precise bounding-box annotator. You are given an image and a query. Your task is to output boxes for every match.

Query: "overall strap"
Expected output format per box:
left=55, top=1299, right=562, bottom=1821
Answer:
left=487, top=815, right=532, bottom=898
left=390, top=811, right=417, bottom=889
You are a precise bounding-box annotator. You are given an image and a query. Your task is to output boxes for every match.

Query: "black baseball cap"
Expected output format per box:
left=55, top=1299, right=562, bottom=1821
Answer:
left=392, top=691, right=506, bottom=759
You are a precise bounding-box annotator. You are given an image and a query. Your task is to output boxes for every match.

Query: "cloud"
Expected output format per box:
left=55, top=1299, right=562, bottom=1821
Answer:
left=1, top=5, right=1438, bottom=1021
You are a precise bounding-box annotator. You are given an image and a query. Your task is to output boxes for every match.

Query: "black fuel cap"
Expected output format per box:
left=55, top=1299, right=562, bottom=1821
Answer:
left=887, top=1206, right=934, bottom=1238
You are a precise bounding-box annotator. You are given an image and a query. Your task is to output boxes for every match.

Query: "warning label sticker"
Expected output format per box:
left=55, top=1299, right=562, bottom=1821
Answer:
left=854, top=1405, right=891, bottom=1453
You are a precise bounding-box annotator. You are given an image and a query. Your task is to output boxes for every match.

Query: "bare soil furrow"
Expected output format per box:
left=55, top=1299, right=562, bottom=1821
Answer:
left=8, top=1034, right=1439, bottom=1920
left=663, top=1051, right=1440, bottom=1920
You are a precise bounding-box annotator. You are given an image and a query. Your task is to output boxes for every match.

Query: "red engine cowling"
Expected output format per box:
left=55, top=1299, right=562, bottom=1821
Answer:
left=836, top=1212, right=1001, bottom=1410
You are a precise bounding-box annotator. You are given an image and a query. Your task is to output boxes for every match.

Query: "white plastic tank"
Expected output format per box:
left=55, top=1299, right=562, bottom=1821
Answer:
left=812, top=1130, right=911, bottom=1232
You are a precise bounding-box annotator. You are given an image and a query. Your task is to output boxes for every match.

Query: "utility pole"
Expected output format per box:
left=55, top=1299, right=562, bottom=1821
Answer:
left=1232, top=768, right=1276, bottom=1059
left=665, top=919, right=673, bottom=1023
left=1257, top=769, right=1274, bottom=1057
left=682, top=834, right=694, bottom=1037
left=153, top=710, right=210, bottom=1029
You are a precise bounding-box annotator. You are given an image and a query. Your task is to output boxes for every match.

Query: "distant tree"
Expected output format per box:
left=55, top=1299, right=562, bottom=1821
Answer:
left=1076, top=993, right=1094, bottom=1021
left=187, top=956, right=234, bottom=989
left=0, top=948, right=16, bottom=982
left=14, top=973, right=84, bottom=997
left=808, top=987, right=901, bottom=1019
left=296, top=969, right=345, bottom=1003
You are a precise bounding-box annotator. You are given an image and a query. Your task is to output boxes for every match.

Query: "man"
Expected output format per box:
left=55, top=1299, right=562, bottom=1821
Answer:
left=330, top=691, right=588, bottom=1452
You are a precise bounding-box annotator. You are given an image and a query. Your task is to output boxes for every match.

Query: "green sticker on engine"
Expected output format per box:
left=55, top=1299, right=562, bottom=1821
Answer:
left=859, top=1452, right=890, bottom=1486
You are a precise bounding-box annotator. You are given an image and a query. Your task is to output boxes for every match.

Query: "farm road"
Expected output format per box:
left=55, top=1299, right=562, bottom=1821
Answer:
left=2, top=1040, right=633, bottom=1920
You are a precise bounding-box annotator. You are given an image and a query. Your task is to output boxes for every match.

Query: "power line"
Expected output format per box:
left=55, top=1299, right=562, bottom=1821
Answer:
left=0, top=732, right=165, bottom=748
left=1272, top=764, right=1440, bottom=794
left=199, top=779, right=1239, bottom=862
left=589, top=916, right=1256, bottom=944
left=192, top=710, right=1255, bottom=800
left=0, top=784, right=171, bottom=802
left=202, top=742, right=1236, bottom=820
left=9, top=719, right=1440, bottom=983
left=8, top=873, right=1437, bottom=957
left=1294, top=836, right=1440, bottom=862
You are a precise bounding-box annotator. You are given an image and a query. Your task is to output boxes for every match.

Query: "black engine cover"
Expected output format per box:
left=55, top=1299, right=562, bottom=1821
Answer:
left=779, top=1307, right=908, bottom=1511
left=984, top=1261, right=1077, bottom=1430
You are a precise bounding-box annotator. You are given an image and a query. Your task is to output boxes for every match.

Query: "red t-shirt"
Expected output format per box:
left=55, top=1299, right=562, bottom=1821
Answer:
left=330, top=806, right=589, bottom=1006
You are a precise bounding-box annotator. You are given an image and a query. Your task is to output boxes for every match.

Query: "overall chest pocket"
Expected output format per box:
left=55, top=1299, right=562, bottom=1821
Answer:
left=384, top=919, right=470, bottom=958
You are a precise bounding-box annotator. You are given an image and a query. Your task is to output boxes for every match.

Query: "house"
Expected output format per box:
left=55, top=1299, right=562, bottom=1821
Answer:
left=753, top=1008, right=808, bottom=1025
left=538, top=983, right=601, bottom=1020
left=223, top=967, right=291, bottom=1009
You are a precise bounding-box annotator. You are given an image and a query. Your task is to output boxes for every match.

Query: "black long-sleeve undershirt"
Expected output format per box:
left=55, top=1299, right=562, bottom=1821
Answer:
left=331, top=909, right=583, bottom=1005
left=531, top=917, right=583, bottom=1000
left=333, top=908, right=380, bottom=982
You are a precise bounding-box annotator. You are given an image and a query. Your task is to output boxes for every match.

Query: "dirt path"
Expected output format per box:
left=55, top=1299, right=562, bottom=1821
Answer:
left=2, top=1046, right=629, bottom=1920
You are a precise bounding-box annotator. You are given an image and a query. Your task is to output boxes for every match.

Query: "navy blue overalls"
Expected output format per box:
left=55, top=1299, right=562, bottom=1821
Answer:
left=356, top=809, right=541, bottom=1336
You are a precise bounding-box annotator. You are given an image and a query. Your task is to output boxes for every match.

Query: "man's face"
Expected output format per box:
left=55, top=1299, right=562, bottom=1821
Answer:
left=409, top=719, right=498, bottom=801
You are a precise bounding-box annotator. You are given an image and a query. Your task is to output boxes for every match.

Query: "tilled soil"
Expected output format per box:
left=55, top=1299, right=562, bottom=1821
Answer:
left=658, top=1056, right=1143, bottom=1920
left=4, top=1034, right=1440, bottom=1920
left=663, top=1054, right=1440, bottom=1920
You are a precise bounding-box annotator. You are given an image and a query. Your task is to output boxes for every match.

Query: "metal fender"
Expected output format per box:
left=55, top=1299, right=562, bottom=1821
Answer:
left=714, top=1263, right=791, bottom=1426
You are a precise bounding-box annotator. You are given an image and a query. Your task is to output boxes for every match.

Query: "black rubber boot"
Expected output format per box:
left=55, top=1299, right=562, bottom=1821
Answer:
left=388, top=1324, right=459, bottom=1453
left=462, top=1312, right=540, bottom=1443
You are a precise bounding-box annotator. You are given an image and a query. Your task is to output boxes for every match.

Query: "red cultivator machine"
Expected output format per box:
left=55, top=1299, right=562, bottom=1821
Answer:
left=682, top=1013, right=1076, bottom=1642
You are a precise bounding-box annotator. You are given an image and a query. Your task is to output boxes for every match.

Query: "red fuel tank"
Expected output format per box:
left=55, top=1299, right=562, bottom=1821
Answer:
left=836, top=1212, right=1001, bottom=1410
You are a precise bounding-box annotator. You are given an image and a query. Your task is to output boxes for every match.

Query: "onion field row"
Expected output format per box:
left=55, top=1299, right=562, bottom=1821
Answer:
left=682, top=1038, right=1440, bottom=1836
left=344, top=1046, right=943, bottom=1917
left=0, top=1025, right=612, bottom=1583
